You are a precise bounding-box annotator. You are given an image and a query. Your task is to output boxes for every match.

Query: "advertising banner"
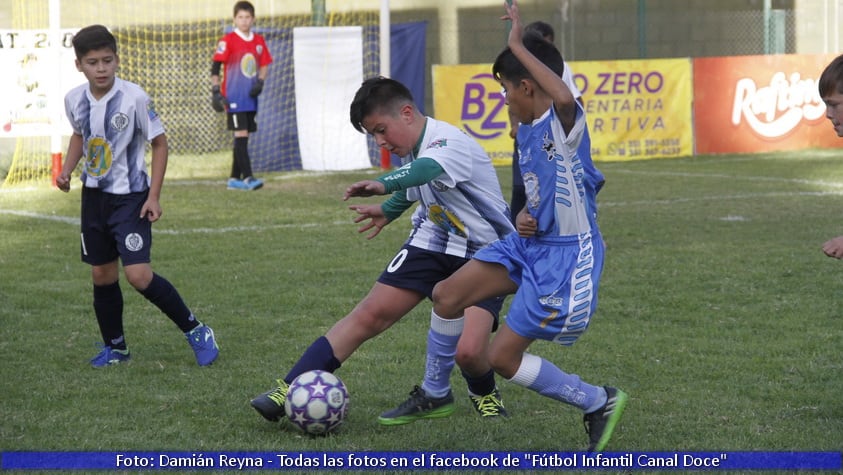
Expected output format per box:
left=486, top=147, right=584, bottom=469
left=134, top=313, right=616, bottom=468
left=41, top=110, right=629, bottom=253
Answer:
left=432, top=58, right=693, bottom=163
left=694, top=53, right=838, bottom=154
left=0, top=29, right=82, bottom=138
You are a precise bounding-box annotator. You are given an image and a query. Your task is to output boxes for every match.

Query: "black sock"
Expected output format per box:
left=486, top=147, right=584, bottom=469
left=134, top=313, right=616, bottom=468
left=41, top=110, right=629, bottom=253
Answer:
left=93, top=281, right=126, bottom=351
left=284, top=336, right=342, bottom=384
left=462, top=368, right=497, bottom=396
left=234, top=137, right=253, bottom=179
left=138, top=273, right=198, bottom=333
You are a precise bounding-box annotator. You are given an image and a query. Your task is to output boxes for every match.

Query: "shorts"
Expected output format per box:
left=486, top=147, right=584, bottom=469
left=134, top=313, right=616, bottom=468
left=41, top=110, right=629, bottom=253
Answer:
left=473, top=231, right=605, bottom=345
left=378, top=244, right=504, bottom=330
left=227, top=111, right=257, bottom=132
left=80, top=187, right=152, bottom=266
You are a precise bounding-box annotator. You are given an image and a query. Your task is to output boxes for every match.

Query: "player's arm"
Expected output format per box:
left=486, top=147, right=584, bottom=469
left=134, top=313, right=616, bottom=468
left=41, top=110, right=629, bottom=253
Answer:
left=504, top=0, right=576, bottom=131
left=57, top=133, right=84, bottom=192
left=142, top=133, right=168, bottom=222
left=376, top=157, right=444, bottom=193
left=380, top=189, right=414, bottom=221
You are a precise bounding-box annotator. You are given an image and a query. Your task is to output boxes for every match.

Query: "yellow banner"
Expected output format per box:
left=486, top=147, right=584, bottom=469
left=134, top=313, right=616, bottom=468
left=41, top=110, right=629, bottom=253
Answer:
left=432, top=58, right=693, bottom=162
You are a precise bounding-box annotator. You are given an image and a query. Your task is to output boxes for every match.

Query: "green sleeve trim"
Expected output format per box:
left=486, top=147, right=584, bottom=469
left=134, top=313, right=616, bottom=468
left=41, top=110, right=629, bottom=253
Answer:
left=375, top=157, right=445, bottom=194
left=380, top=189, right=414, bottom=221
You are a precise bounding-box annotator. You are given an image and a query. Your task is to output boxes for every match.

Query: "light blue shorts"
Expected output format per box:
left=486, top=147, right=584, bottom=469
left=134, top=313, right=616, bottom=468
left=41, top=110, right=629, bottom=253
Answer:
left=473, top=231, right=604, bottom=345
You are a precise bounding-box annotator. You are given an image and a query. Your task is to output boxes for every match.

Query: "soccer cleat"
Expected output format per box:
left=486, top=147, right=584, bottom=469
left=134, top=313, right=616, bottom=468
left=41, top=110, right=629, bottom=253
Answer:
left=250, top=379, right=289, bottom=422
left=186, top=324, right=219, bottom=366
left=378, top=385, right=455, bottom=426
left=468, top=387, right=508, bottom=418
left=583, top=386, right=628, bottom=453
left=227, top=178, right=249, bottom=190
left=90, top=345, right=130, bottom=368
left=243, top=177, right=264, bottom=190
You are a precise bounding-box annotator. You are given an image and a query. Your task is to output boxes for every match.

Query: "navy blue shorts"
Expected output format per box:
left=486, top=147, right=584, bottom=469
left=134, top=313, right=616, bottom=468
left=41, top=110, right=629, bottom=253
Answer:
left=377, top=244, right=504, bottom=330
left=80, top=187, right=152, bottom=266
left=227, top=111, right=257, bottom=132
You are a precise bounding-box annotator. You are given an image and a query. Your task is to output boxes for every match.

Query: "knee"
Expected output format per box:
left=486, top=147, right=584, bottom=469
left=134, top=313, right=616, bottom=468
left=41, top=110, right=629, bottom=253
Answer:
left=123, top=266, right=152, bottom=291
left=432, top=282, right=461, bottom=317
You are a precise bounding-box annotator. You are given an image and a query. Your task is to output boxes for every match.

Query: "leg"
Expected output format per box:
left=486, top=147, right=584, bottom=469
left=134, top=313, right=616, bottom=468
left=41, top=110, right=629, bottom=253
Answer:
left=251, top=282, right=424, bottom=422
left=433, top=259, right=516, bottom=319
left=89, top=260, right=132, bottom=367
left=459, top=307, right=507, bottom=417
left=124, top=263, right=218, bottom=366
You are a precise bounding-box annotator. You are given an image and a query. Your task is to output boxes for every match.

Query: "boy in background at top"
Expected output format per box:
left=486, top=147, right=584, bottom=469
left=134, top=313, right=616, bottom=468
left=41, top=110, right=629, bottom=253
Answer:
left=211, top=0, right=272, bottom=191
left=57, top=24, right=219, bottom=368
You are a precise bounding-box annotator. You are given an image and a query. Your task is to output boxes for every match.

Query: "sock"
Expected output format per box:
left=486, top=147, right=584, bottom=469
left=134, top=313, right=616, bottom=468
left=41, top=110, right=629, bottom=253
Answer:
left=509, top=353, right=604, bottom=412
left=284, top=336, right=342, bottom=384
left=462, top=368, right=496, bottom=397
left=93, top=281, right=126, bottom=351
left=233, top=137, right=253, bottom=179
left=138, top=273, right=198, bottom=333
left=420, top=311, right=463, bottom=398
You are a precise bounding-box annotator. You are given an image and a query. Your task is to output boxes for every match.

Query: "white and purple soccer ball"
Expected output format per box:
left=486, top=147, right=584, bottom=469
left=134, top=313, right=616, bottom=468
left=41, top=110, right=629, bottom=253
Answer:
left=284, top=370, right=349, bottom=435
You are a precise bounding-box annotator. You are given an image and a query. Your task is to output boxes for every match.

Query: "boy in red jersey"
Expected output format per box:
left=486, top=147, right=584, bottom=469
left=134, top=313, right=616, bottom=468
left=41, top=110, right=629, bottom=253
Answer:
left=211, top=1, right=272, bottom=191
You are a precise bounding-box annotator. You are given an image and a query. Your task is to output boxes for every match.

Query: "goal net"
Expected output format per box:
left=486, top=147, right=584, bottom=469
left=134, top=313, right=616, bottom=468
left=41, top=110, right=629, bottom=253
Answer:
left=2, top=0, right=380, bottom=187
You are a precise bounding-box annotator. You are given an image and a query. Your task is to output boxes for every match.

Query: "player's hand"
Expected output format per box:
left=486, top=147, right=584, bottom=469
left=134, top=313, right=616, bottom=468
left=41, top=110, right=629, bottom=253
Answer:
left=502, top=0, right=524, bottom=47
left=56, top=172, right=71, bottom=192
left=822, top=235, right=843, bottom=258
left=343, top=180, right=386, bottom=200
left=349, top=204, right=389, bottom=239
left=140, top=199, right=162, bottom=223
left=249, top=78, right=264, bottom=98
left=515, top=207, right=537, bottom=237
left=211, top=85, right=226, bottom=112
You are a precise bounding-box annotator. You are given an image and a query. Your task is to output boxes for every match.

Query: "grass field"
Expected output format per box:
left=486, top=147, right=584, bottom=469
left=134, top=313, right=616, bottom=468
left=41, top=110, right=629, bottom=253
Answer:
left=1, top=150, right=842, bottom=474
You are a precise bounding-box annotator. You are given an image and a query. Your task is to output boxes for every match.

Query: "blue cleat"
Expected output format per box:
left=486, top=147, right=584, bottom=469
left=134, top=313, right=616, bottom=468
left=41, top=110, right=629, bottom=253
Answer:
left=186, top=324, right=219, bottom=366
left=227, top=178, right=249, bottom=190
left=90, top=345, right=131, bottom=368
left=243, top=177, right=264, bottom=190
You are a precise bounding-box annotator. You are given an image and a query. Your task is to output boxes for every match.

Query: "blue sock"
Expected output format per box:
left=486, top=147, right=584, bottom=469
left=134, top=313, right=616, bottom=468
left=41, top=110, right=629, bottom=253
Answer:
left=284, top=336, right=341, bottom=384
left=509, top=353, right=604, bottom=411
left=420, top=311, right=463, bottom=398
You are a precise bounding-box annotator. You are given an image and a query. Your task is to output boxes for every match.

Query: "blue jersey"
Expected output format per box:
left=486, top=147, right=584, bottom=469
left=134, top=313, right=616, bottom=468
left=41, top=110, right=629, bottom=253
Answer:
left=401, top=117, right=514, bottom=258
left=64, top=77, right=164, bottom=194
left=516, top=104, right=603, bottom=238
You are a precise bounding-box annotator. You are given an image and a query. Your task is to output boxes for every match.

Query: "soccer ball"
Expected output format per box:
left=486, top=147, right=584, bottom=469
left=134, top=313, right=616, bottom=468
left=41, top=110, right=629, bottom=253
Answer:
left=284, top=370, right=349, bottom=435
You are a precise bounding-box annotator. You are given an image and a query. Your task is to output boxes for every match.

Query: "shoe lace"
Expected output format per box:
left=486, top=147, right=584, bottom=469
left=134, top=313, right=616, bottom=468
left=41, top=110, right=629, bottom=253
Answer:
left=397, top=385, right=428, bottom=410
left=471, top=393, right=504, bottom=416
left=266, top=379, right=289, bottom=406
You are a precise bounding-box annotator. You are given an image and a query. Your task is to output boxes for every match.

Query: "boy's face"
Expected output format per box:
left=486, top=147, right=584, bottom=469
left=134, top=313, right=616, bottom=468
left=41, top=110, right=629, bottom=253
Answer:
left=823, top=89, right=843, bottom=137
left=500, top=77, right=532, bottom=124
left=361, top=105, right=417, bottom=157
left=75, top=47, right=118, bottom=98
left=234, top=10, right=255, bottom=34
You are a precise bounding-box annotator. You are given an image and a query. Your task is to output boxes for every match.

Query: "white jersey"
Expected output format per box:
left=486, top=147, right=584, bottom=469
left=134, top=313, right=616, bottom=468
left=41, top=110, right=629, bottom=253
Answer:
left=64, top=77, right=165, bottom=194
left=402, top=117, right=514, bottom=258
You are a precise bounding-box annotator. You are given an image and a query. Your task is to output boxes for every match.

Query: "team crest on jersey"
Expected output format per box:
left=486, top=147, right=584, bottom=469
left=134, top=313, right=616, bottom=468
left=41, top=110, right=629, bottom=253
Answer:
left=257, top=45, right=264, bottom=55
left=428, top=139, right=448, bottom=149
left=428, top=204, right=467, bottom=238
left=431, top=180, right=448, bottom=192
left=110, top=112, right=129, bottom=131
left=216, top=40, right=227, bottom=54
left=542, top=132, right=555, bottom=160
left=147, top=100, right=159, bottom=121
left=84, top=137, right=113, bottom=179
left=125, top=233, right=144, bottom=252
left=240, top=53, right=257, bottom=78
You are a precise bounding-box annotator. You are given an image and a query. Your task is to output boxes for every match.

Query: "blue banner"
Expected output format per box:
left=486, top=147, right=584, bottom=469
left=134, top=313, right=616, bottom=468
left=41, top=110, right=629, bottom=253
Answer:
left=1, top=451, right=840, bottom=471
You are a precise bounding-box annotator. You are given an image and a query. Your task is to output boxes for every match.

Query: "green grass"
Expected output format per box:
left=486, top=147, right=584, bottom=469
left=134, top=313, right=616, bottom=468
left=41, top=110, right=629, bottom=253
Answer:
left=1, top=150, right=842, bottom=474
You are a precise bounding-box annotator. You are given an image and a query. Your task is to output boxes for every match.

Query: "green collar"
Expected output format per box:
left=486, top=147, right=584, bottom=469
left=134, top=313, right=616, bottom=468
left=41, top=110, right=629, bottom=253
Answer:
left=412, top=118, right=428, bottom=158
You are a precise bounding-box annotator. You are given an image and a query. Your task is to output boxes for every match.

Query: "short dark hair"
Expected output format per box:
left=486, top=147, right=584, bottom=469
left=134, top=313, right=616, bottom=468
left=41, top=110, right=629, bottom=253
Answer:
left=71, top=25, right=117, bottom=59
left=349, top=77, right=415, bottom=133
left=525, top=21, right=555, bottom=43
left=819, top=54, right=843, bottom=98
left=234, top=1, right=255, bottom=16
left=492, top=33, right=565, bottom=83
